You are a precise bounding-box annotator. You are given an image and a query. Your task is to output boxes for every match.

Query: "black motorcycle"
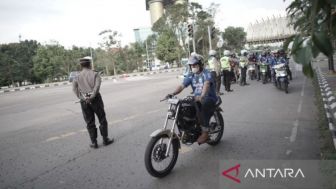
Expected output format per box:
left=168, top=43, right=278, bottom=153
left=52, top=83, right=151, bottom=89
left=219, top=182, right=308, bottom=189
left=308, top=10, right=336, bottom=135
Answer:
left=144, top=96, right=224, bottom=178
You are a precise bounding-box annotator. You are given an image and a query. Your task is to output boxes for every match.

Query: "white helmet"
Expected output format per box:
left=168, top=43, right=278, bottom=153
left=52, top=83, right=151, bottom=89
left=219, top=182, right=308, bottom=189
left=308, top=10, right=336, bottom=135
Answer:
left=223, top=50, right=230, bottom=56
left=240, top=50, right=248, bottom=55
left=209, top=50, right=217, bottom=56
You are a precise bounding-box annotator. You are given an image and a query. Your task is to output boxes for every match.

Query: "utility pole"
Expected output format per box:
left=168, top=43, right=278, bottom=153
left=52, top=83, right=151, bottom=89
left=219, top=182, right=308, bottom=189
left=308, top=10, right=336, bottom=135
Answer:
left=90, top=47, right=94, bottom=70
left=145, top=40, right=150, bottom=68
left=207, top=26, right=212, bottom=51
left=192, top=22, right=196, bottom=53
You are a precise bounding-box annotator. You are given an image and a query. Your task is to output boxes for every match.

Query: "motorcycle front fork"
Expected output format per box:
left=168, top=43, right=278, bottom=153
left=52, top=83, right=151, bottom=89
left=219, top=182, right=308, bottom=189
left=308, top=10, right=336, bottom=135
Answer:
left=161, top=104, right=180, bottom=157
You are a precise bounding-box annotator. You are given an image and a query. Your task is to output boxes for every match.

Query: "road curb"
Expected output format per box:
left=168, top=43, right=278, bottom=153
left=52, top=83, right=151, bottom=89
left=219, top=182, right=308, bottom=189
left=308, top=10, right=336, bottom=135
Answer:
left=315, top=66, right=336, bottom=150
left=0, top=68, right=183, bottom=94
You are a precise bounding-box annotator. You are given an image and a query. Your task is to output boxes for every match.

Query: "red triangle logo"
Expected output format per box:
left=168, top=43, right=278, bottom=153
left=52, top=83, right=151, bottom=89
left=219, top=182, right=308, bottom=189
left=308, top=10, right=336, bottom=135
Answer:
left=222, top=164, right=241, bottom=183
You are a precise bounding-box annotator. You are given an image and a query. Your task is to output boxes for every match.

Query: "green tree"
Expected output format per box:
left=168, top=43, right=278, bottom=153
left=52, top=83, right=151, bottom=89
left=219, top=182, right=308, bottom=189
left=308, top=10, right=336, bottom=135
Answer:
left=144, top=34, right=158, bottom=67
left=285, top=0, right=336, bottom=76
left=0, top=40, right=39, bottom=86
left=95, top=48, right=112, bottom=74
left=194, top=10, right=215, bottom=56
left=0, top=46, right=15, bottom=86
left=63, top=46, right=90, bottom=74
left=98, top=29, right=121, bottom=75
left=222, top=27, right=247, bottom=52
left=155, top=30, right=180, bottom=64
left=127, top=42, right=145, bottom=71
left=33, top=44, right=67, bottom=82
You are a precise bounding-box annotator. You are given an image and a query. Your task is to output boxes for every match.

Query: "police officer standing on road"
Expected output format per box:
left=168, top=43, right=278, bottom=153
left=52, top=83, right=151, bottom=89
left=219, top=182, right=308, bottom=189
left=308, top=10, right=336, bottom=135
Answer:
left=220, top=50, right=233, bottom=92
left=239, top=51, right=249, bottom=86
left=207, top=50, right=223, bottom=96
left=72, top=56, right=114, bottom=149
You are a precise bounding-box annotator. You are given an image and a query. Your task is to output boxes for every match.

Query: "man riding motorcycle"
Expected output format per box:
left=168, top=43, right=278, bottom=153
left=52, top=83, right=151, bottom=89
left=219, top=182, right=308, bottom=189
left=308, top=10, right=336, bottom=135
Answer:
left=166, top=53, right=218, bottom=144
left=278, top=49, right=292, bottom=80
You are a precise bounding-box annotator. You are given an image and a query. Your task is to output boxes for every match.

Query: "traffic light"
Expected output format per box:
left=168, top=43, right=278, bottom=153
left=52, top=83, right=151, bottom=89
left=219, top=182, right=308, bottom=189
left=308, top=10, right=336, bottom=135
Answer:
left=211, top=27, right=216, bottom=39
left=187, top=24, right=193, bottom=37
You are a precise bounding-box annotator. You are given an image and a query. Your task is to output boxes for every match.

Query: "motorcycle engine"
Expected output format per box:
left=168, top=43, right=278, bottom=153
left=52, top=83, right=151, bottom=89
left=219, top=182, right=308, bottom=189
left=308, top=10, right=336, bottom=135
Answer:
left=177, top=99, right=201, bottom=144
left=178, top=101, right=197, bottom=129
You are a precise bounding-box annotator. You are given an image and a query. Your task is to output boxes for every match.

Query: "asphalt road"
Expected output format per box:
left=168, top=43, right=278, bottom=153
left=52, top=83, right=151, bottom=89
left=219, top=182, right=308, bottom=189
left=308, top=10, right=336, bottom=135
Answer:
left=0, top=66, right=321, bottom=189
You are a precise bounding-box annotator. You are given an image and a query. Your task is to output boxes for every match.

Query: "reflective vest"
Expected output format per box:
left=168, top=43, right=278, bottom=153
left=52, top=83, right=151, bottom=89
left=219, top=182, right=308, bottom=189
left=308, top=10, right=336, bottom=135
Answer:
left=207, top=57, right=216, bottom=71
left=220, top=56, right=230, bottom=70
left=239, top=57, right=248, bottom=68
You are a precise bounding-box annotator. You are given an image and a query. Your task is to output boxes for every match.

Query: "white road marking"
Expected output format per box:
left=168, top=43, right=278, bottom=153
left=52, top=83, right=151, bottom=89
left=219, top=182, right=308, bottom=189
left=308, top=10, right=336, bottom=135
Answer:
left=301, top=78, right=306, bottom=97
left=44, top=108, right=164, bottom=143
left=61, top=132, right=76, bottom=138
left=45, top=136, right=61, bottom=142
left=297, top=100, right=302, bottom=113
left=290, top=120, right=299, bottom=143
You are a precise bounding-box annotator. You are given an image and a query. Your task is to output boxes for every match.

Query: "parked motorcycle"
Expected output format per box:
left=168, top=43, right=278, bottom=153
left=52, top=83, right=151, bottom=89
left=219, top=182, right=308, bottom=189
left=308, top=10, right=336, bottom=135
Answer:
left=259, top=62, right=268, bottom=84
left=144, top=96, right=224, bottom=178
left=273, top=63, right=289, bottom=93
left=247, top=63, right=257, bottom=80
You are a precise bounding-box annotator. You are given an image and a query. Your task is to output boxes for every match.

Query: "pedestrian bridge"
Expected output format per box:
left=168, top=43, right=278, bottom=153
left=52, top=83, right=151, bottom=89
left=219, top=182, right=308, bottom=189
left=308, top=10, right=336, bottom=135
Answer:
left=246, top=16, right=297, bottom=45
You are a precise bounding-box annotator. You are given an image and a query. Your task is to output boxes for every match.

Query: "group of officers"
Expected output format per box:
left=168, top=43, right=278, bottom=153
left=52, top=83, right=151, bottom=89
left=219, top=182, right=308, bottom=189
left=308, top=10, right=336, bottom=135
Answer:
left=206, top=49, right=292, bottom=95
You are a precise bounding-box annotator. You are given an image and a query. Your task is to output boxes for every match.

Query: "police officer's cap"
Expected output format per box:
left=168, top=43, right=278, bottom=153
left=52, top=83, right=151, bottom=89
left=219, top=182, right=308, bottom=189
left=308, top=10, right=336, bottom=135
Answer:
left=79, top=56, right=92, bottom=65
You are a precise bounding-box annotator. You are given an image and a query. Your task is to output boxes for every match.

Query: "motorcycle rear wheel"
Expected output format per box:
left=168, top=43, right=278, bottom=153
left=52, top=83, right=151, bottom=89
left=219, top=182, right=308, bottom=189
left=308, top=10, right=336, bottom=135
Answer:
left=207, top=111, right=224, bottom=146
left=144, top=134, right=179, bottom=178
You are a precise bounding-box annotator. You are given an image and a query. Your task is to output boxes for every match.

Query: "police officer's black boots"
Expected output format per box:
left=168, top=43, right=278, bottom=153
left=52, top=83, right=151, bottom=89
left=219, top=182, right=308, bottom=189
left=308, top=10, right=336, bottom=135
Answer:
left=99, top=125, right=114, bottom=146
left=88, top=128, right=98, bottom=149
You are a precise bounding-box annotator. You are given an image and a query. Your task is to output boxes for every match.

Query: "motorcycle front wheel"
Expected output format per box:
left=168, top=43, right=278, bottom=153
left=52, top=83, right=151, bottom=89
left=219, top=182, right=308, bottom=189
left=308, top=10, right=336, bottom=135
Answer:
left=285, top=81, right=289, bottom=94
left=207, top=110, right=224, bottom=146
left=262, top=74, right=266, bottom=84
left=144, top=134, right=179, bottom=178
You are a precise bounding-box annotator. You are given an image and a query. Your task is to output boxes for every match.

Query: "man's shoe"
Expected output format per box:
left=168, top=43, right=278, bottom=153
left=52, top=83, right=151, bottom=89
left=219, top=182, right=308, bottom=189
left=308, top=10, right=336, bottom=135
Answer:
left=197, top=132, right=209, bottom=145
left=227, top=89, right=233, bottom=92
left=90, top=141, right=98, bottom=149
left=103, top=138, right=114, bottom=146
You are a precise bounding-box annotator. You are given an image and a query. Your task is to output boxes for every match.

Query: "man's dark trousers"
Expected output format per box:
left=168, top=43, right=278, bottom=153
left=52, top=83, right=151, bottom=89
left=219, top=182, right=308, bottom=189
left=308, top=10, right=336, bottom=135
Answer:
left=240, top=67, right=247, bottom=85
left=222, top=69, right=231, bottom=91
left=80, top=93, right=108, bottom=143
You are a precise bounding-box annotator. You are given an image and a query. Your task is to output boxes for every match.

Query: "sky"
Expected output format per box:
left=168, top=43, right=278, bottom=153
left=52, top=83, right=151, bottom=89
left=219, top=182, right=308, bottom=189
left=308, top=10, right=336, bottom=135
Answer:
left=0, top=0, right=292, bottom=48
